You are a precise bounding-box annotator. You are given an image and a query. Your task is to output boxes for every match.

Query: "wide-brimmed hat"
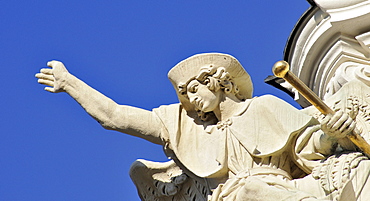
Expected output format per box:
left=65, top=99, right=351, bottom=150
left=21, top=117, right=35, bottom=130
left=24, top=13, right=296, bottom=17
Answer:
left=168, top=53, right=253, bottom=111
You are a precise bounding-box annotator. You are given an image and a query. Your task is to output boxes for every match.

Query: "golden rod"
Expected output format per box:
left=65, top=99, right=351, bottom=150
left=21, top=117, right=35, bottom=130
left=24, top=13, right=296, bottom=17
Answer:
left=273, top=60, right=370, bottom=157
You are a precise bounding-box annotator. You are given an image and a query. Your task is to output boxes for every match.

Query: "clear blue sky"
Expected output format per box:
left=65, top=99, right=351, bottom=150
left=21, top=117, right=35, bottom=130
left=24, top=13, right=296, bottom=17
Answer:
left=1, top=1, right=310, bottom=200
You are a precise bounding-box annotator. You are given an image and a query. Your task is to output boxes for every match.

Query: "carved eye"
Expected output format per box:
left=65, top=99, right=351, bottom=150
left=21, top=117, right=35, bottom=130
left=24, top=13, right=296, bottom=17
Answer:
left=188, top=83, right=198, bottom=93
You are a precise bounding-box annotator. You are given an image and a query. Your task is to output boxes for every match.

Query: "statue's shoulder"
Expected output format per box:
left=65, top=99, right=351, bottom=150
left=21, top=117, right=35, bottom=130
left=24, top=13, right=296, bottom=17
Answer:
left=250, top=94, right=293, bottom=108
left=154, top=103, right=181, bottom=113
left=152, top=103, right=185, bottom=124
left=257, top=94, right=283, bottom=101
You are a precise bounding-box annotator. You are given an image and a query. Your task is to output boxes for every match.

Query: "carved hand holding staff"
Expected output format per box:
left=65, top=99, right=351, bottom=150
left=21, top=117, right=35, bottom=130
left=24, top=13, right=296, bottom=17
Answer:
left=273, top=61, right=370, bottom=157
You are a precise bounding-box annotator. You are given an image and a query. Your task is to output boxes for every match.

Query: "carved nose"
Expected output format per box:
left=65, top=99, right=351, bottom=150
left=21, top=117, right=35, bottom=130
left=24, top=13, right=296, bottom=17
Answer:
left=189, top=96, right=197, bottom=104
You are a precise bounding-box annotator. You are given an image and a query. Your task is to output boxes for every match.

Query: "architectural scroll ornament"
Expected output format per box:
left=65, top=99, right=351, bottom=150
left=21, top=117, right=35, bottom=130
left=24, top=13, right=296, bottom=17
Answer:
left=277, top=0, right=370, bottom=107
left=325, top=64, right=370, bottom=100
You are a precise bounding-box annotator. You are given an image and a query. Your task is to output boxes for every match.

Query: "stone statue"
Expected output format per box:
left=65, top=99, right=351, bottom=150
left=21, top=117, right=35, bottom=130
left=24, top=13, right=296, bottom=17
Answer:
left=35, top=53, right=370, bottom=200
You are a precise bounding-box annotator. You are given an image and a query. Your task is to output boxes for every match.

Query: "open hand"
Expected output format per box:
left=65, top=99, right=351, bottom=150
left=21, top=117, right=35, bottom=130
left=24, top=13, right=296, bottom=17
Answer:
left=35, top=60, right=69, bottom=93
left=321, top=110, right=356, bottom=139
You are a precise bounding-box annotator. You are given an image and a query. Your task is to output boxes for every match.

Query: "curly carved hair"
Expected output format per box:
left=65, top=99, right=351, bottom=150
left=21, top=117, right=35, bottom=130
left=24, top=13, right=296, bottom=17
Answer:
left=178, top=65, right=240, bottom=98
left=178, top=65, right=241, bottom=121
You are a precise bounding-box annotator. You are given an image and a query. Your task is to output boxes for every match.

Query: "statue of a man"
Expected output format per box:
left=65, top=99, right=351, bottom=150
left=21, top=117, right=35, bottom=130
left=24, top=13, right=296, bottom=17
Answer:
left=35, top=53, right=369, bottom=200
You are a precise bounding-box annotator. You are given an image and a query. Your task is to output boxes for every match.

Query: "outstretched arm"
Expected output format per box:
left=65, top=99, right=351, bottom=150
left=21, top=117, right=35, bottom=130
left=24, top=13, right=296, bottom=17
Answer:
left=35, top=61, right=164, bottom=145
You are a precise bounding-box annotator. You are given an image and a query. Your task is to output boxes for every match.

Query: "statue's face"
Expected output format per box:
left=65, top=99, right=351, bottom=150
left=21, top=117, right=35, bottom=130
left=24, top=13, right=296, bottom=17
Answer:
left=186, top=79, right=222, bottom=112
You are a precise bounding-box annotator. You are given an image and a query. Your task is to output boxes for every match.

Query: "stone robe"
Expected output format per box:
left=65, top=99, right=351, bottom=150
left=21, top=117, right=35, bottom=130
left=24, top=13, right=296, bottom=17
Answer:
left=153, top=95, right=324, bottom=200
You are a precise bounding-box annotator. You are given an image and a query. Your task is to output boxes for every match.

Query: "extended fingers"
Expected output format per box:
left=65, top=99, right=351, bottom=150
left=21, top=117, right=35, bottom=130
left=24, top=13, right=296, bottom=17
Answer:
left=44, top=87, right=56, bottom=93
left=321, top=110, right=356, bottom=138
left=321, top=114, right=331, bottom=127
left=338, top=116, right=354, bottom=132
left=35, top=72, right=54, bottom=81
left=325, top=110, right=343, bottom=129
left=38, top=79, right=54, bottom=87
left=40, top=68, right=53, bottom=75
left=36, top=70, right=54, bottom=87
left=331, top=112, right=349, bottom=130
left=36, top=62, right=64, bottom=93
left=347, top=120, right=356, bottom=133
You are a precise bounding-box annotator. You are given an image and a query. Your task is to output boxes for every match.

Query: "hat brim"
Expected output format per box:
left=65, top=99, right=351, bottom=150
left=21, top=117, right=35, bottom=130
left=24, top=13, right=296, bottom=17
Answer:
left=168, top=53, right=253, bottom=112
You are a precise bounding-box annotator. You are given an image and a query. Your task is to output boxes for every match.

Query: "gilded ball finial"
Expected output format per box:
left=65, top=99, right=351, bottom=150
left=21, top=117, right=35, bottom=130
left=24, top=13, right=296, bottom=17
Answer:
left=272, top=60, right=290, bottom=78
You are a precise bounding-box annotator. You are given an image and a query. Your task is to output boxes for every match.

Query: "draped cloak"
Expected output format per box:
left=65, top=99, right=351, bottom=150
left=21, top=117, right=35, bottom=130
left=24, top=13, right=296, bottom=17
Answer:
left=153, top=95, right=318, bottom=180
